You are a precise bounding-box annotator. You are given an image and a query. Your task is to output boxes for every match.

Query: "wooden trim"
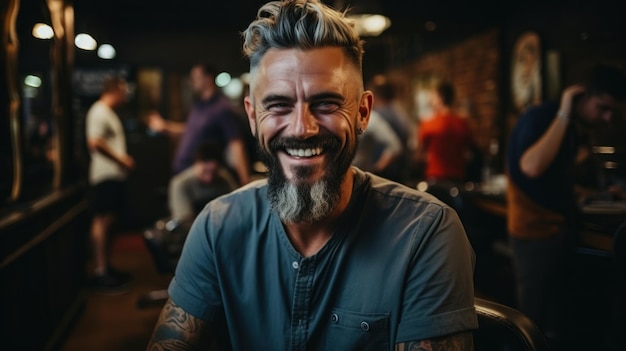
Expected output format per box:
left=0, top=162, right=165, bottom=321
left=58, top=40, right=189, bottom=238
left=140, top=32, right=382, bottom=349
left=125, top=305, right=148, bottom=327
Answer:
left=4, top=0, right=21, bottom=201
left=0, top=195, right=89, bottom=270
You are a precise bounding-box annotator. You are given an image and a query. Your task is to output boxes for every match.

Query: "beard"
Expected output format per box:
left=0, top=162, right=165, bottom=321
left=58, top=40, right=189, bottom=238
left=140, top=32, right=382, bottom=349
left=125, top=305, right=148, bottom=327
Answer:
left=257, top=130, right=358, bottom=224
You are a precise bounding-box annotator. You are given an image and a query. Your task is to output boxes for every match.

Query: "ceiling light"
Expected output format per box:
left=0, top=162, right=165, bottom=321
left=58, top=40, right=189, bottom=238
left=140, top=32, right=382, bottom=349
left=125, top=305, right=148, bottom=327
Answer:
left=223, top=78, right=244, bottom=99
left=215, top=72, right=232, bottom=88
left=75, top=33, right=97, bottom=51
left=349, top=14, right=391, bottom=37
left=24, top=75, right=42, bottom=88
left=32, top=23, right=54, bottom=39
left=97, top=44, right=116, bottom=59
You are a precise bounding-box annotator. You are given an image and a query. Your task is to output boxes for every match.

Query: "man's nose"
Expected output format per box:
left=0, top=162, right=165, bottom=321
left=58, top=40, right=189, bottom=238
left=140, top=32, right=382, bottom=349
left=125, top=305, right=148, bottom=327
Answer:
left=291, top=105, right=319, bottom=137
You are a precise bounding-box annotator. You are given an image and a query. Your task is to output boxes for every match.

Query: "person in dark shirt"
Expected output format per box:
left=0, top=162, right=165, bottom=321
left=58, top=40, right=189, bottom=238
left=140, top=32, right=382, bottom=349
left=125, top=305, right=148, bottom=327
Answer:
left=147, top=63, right=251, bottom=185
left=506, top=63, right=626, bottom=349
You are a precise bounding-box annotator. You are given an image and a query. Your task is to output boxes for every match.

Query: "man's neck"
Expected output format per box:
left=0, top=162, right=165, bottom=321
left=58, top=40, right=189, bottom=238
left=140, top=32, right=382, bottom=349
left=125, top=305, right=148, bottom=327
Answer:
left=99, top=95, right=117, bottom=108
left=437, top=106, right=452, bottom=115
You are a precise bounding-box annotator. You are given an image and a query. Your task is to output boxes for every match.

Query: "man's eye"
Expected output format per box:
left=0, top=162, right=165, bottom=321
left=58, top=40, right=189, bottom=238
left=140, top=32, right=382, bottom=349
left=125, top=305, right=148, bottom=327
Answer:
left=267, top=103, right=292, bottom=113
left=312, top=101, right=339, bottom=113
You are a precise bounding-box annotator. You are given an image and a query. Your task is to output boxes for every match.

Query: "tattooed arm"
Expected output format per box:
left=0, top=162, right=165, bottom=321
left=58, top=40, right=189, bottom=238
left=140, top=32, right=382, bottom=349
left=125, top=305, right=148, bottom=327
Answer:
left=147, top=299, right=214, bottom=351
left=395, top=332, right=474, bottom=351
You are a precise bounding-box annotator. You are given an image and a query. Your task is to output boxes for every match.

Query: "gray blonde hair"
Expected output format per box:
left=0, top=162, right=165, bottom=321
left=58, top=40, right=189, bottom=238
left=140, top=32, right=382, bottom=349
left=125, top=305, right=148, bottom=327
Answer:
left=241, top=0, right=365, bottom=72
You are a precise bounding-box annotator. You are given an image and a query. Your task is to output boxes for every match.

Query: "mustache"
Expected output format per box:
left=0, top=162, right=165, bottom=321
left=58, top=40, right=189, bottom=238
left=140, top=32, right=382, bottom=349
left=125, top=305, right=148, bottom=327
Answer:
left=268, top=135, right=341, bottom=153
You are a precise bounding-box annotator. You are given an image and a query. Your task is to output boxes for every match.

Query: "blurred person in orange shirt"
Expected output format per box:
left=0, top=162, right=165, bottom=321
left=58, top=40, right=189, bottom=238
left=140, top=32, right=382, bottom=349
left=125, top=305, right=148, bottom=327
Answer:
left=416, top=81, right=476, bottom=184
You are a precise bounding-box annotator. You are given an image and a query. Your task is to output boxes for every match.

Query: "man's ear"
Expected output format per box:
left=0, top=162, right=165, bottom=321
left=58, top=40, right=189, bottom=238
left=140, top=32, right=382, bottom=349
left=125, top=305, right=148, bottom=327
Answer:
left=358, top=91, right=374, bottom=131
left=244, top=95, right=256, bottom=137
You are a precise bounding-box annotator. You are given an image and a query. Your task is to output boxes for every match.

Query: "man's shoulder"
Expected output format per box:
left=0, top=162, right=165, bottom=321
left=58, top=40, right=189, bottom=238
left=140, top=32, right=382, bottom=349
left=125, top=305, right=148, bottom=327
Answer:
left=198, top=178, right=269, bottom=224
left=214, top=178, right=268, bottom=204
left=358, top=170, right=447, bottom=210
left=86, top=100, right=107, bottom=117
left=521, top=101, right=559, bottom=122
left=511, top=101, right=559, bottom=135
left=355, top=171, right=460, bottom=240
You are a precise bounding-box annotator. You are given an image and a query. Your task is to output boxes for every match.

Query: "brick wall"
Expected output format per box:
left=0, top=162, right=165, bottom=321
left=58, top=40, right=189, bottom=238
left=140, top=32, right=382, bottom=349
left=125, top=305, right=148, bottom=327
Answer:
left=387, top=29, right=502, bottom=154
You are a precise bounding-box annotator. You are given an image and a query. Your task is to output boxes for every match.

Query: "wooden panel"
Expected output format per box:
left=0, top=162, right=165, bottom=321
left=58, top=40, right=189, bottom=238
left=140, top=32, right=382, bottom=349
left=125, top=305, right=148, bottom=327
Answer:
left=0, top=186, right=90, bottom=350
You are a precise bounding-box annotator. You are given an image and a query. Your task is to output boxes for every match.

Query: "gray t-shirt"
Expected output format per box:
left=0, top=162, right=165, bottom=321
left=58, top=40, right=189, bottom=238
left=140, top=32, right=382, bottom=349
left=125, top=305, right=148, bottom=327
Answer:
left=169, top=168, right=478, bottom=350
left=168, top=166, right=238, bottom=221
left=85, top=100, right=127, bottom=184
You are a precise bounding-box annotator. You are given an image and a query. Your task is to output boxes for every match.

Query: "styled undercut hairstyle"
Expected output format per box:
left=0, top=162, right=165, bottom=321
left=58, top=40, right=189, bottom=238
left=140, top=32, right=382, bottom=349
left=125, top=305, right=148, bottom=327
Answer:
left=241, top=0, right=365, bottom=72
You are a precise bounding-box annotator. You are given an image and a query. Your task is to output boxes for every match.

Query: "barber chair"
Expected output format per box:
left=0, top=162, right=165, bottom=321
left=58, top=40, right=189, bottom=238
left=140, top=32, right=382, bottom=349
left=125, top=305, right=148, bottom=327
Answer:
left=137, top=217, right=192, bottom=308
left=614, top=220, right=626, bottom=282
left=474, top=297, right=551, bottom=351
left=608, top=220, right=626, bottom=351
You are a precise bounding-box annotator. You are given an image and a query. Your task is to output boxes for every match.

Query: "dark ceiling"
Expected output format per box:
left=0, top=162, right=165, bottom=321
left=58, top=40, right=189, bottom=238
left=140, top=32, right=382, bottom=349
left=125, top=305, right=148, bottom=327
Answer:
left=69, top=0, right=510, bottom=72
left=67, top=0, right=621, bottom=76
left=72, top=0, right=507, bottom=38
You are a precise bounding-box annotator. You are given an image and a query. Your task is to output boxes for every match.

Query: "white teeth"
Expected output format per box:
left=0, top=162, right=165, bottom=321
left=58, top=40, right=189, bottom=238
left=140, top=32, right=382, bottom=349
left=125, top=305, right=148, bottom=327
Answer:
left=286, top=147, right=322, bottom=157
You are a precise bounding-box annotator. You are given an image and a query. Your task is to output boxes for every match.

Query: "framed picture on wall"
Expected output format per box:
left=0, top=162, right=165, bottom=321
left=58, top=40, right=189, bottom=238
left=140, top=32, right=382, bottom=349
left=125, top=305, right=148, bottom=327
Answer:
left=510, top=31, right=542, bottom=113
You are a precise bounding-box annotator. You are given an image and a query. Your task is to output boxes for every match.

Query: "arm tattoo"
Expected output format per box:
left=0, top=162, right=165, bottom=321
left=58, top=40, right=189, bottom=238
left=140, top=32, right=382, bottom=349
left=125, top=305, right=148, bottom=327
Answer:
left=147, top=299, right=213, bottom=351
left=396, top=331, right=474, bottom=351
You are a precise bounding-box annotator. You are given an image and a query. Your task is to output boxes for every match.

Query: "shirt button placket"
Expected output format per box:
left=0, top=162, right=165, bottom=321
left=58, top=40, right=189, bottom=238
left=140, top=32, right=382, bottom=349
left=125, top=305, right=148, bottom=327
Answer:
left=290, top=258, right=313, bottom=351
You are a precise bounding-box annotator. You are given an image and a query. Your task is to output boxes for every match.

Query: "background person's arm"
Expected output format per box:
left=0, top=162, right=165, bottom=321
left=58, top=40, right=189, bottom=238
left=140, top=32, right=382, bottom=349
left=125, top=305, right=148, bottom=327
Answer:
left=87, top=137, right=135, bottom=170
left=146, top=110, right=187, bottom=137
left=519, top=85, right=584, bottom=178
left=367, top=112, right=402, bottom=173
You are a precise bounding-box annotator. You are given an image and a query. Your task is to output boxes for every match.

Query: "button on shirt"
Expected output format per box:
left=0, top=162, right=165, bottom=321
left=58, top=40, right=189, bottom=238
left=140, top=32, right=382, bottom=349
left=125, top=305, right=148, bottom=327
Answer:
left=169, top=168, right=478, bottom=350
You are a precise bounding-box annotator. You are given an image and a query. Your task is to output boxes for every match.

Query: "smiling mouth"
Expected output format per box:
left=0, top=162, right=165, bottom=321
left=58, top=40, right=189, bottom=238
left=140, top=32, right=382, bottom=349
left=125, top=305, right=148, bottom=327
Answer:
left=285, top=147, right=322, bottom=158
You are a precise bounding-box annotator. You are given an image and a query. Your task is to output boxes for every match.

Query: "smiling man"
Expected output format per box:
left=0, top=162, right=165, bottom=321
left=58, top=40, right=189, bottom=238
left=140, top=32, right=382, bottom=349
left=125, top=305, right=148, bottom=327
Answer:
left=147, top=1, right=477, bottom=350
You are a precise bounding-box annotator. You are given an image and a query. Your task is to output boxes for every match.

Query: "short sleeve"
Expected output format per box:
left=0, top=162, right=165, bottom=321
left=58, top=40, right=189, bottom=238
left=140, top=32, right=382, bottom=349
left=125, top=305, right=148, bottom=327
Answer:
left=86, top=105, right=107, bottom=140
left=396, top=205, right=478, bottom=341
left=168, top=209, right=223, bottom=322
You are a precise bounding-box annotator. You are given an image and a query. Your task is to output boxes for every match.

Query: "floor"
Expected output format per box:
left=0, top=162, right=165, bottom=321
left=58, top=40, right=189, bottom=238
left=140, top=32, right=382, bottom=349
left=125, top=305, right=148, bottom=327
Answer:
left=60, top=231, right=172, bottom=351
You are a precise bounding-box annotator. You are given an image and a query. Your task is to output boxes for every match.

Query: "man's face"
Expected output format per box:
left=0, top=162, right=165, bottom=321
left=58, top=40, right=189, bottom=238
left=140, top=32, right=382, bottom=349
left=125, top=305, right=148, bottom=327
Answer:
left=244, top=47, right=372, bottom=222
left=113, top=82, right=129, bottom=105
left=194, top=160, right=219, bottom=184
left=189, top=66, right=210, bottom=94
left=579, top=93, right=617, bottom=126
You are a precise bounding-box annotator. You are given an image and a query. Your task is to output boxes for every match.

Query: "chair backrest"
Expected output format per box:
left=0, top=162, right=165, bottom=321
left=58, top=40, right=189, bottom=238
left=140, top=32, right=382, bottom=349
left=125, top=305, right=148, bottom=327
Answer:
left=614, top=220, right=626, bottom=283
left=143, top=217, right=193, bottom=274
left=474, top=297, right=551, bottom=351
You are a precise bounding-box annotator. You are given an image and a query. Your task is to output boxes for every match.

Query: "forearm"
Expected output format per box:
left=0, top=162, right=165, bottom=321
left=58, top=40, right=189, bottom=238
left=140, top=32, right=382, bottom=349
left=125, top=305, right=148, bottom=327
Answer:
left=521, top=84, right=584, bottom=178
left=88, top=138, right=127, bottom=167
left=164, top=120, right=186, bottom=137
left=519, top=115, right=569, bottom=178
left=147, top=299, right=213, bottom=350
left=395, top=331, right=474, bottom=351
